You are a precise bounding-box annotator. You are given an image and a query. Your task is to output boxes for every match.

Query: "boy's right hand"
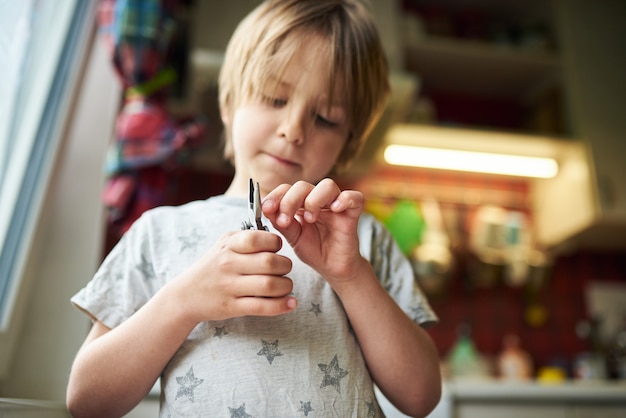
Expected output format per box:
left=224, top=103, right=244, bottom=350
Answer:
left=170, top=230, right=296, bottom=324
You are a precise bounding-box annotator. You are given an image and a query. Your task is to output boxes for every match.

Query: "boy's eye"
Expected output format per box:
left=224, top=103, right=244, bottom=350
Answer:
left=262, top=95, right=287, bottom=108
left=316, top=114, right=338, bottom=128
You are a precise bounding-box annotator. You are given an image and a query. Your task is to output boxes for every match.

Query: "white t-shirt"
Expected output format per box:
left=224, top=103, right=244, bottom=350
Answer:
left=71, top=195, right=437, bottom=417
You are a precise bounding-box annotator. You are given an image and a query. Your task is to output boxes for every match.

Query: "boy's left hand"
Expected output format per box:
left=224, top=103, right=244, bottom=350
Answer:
left=261, top=178, right=365, bottom=285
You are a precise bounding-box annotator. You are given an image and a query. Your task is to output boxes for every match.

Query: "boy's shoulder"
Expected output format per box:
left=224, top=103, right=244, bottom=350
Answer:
left=144, top=195, right=243, bottom=219
left=133, top=195, right=246, bottom=233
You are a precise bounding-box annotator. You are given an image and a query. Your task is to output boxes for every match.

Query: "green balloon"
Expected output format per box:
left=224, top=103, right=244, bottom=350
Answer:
left=384, top=200, right=425, bottom=255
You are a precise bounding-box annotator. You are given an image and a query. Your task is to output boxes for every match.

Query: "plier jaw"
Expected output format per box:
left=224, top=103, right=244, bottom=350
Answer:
left=241, top=178, right=268, bottom=231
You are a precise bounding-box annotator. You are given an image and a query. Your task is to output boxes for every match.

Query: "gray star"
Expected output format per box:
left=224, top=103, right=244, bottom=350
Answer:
left=175, top=366, right=204, bottom=402
left=228, top=403, right=253, bottom=418
left=299, top=400, right=314, bottom=416
left=309, top=303, right=322, bottom=316
left=257, top=339, right=283, bottom=365
left=409, top=305, right=424, bottom=322
left=366, top=400, right=378, bottom=417
left=178, top=228, right=204, bottom=253
left=214, top=326, right=228, bottom=338
left=318, top=355, right=348, bottom=393
left=134, top=254, right=153, bottom=278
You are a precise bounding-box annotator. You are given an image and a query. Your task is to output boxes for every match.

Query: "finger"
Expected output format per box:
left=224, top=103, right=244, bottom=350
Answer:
left=280, top=180, right=315, bottom=219
left=233, top=274, right=294, bottom=298
left=219, top=252, right=292, bottom=277
left=328, top=189, right=364, bottom=214
left=226, top=230, right=283, bottom=255
left=261, top=183, right=292, bottom=215
left=269, top=181, right=316, bottom=227
left=214, top=243, right=292, bottom=276
left=301, top=178, right=342, bottom=222
left=234, top=295, right=298, bottom=317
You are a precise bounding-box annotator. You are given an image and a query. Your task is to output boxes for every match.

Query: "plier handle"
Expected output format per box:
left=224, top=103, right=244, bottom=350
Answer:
left=241, top=178, right=268, bottom=231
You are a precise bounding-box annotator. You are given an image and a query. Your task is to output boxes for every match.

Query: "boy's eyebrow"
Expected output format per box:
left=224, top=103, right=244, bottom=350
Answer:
left=264, top=76, right=346, bottom=107
left=265, top=76, right=291, bottom=90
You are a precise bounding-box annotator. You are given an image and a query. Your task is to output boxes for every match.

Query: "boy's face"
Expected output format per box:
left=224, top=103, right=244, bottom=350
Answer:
left=226, top=35, right=350, bottom=196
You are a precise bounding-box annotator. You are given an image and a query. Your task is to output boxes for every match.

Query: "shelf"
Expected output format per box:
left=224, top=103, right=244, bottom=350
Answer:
left=405, top=36, right=561, bottom=100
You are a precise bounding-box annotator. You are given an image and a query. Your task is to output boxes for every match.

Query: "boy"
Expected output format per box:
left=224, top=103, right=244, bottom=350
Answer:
left=67, top=1, right=441, bottom=417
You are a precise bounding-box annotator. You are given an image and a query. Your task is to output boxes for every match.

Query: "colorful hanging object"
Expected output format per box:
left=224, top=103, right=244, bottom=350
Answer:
left=98, top=0, right=180, bottom=91
left=98, top=0, right=207, bottom=236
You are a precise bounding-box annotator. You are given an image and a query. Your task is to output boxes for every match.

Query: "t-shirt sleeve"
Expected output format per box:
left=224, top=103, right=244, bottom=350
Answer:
left=359, top=214, right=438, bottom=327
left=70, top=212, right=162, bottom=329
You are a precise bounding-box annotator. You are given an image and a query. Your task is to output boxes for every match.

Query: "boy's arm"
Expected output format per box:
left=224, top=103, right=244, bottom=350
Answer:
left=66, top=284, right=198, bottom=418
left=67, top=230, right=295, bottom=418
left=263, top=179, right=442, bottom=417
left=332, top=260, right=442, bottom=418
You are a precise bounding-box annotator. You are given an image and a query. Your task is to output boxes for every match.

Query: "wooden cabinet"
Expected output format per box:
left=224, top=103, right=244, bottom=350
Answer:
left=399, top=0, right=563, bottom=134
left=404, top=36, right=561, bottom=102
left=533, top=0, right=626, bottom=250
left=392, top=0, right=626, bottom=251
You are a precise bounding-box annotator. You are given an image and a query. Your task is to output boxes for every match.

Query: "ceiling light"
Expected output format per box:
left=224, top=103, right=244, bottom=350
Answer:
left=384, top=144, right=559, bottom=178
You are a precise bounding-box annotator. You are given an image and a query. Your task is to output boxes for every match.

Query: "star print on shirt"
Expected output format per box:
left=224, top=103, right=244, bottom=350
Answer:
left=134, top=254, right=153, bottom=278
left=214, top=326, right=228, bottom=338
left=175, top=366, right=204, bottom=402
left=178, top=228, right=205, bottom=253
left=318, top=355, right=349, bottom=393
left=309, top=303, right=322, bottom=316
left=299, top=400, right=314, bottom=416
left=366, top=400, right=378, bottom=417
left=409, top=304, right=425, bottom=323
left=257, top=339, right=283, bottom=365
left=228, top=403, right=253, bottom=418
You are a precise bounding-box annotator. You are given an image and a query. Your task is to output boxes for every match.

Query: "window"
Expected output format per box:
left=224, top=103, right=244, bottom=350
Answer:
left=0, top=0, right=94, bottom=328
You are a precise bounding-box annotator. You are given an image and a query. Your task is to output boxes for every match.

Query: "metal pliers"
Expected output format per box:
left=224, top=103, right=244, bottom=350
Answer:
left=241, top=178, right=268, bottom=231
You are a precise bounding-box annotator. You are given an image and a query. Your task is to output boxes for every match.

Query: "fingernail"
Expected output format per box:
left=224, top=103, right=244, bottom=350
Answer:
left=304, top=211, right=314, bottom=222
left=287, top=297, right=297, bottom=309
left=262, top=198, right=275, bottom=210
left=278, top=213, right=290, bottom=225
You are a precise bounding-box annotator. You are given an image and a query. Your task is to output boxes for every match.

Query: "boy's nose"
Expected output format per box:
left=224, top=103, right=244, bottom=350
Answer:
left=277, top=107, right=306, bottom=145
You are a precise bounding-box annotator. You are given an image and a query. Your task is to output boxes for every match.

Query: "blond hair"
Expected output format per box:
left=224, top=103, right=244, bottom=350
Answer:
left=218, top=0, right=390, bottom=173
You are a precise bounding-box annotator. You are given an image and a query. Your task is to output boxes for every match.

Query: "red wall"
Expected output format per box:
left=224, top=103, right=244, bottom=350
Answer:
left=426, top=249, right=626, bottom=376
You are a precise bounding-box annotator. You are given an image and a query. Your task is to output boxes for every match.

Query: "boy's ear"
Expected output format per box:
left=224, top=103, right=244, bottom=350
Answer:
left=220, top=108, right=230, bottom=126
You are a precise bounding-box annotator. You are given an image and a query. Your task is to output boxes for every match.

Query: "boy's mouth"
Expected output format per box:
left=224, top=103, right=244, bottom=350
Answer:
left=267, top=153, right=299, bottom=168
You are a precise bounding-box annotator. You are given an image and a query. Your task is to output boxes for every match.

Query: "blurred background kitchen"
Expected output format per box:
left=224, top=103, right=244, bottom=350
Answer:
left=1, top=0, right=625, bottom=417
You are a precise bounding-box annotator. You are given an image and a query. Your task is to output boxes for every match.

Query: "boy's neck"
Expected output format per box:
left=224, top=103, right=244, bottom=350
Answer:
left=224, top=175, right=249, bottom=198
left=224, top=184, right=246, bottom=198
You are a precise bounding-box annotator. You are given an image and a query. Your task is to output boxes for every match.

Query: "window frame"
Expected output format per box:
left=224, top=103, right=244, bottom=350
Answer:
left=0, top=0, right=96, bottom=329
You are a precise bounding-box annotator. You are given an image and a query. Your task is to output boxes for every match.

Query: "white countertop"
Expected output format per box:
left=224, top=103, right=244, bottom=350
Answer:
left=445, top=379, right=626, bottom=402
left=0, top=398, right=69, bottom=417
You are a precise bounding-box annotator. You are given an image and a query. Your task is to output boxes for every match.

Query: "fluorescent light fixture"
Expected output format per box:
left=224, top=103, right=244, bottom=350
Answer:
left=384, top=144, right=559, bottom=178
